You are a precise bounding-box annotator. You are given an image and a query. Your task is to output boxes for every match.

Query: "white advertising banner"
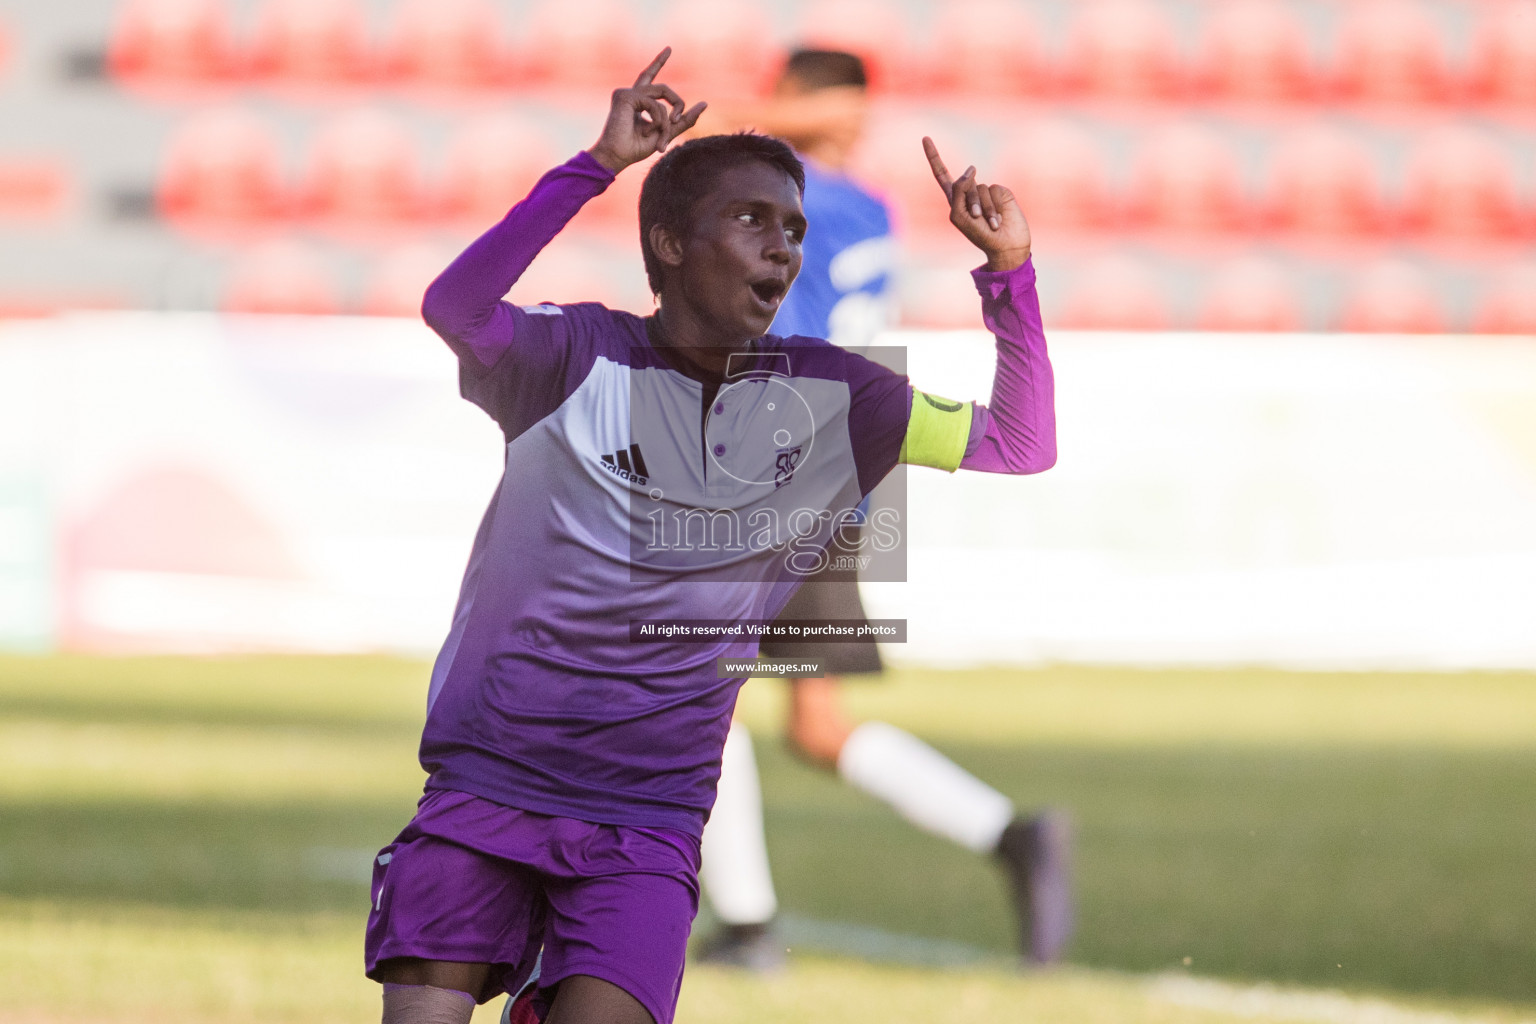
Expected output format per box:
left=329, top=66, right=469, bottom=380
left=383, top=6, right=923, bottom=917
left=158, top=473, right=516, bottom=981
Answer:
left=2, top=313, right=1533, bottom=668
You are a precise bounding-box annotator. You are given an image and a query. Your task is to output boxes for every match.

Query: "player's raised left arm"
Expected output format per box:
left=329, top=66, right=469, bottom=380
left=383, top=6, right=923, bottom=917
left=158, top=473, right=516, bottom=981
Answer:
left=899, top=138, right=1054, bottom=476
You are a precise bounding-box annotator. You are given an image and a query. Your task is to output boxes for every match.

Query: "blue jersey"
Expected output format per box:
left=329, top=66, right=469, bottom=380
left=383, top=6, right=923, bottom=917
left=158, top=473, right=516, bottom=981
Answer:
left=771, top=160, right=895, bottom=350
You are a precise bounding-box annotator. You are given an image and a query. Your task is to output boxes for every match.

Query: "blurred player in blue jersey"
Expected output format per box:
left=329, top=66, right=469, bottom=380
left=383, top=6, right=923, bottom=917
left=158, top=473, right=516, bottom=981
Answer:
left=695, top=49, right=1073, bottom=971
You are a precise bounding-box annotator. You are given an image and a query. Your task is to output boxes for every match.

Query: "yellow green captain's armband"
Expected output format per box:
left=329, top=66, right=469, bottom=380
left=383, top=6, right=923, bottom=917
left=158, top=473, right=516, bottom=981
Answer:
left=899, top=389, right=973, bottom=472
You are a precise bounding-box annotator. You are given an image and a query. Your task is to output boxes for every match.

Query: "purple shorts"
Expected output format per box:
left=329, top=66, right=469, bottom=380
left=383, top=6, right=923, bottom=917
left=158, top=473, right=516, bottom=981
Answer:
left=365, top=789, right=701, bottom=1024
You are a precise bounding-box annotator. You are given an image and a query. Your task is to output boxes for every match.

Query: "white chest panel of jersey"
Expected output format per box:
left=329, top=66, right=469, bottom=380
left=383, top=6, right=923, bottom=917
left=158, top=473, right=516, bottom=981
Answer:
left=547, top=355, right=865, bottom=581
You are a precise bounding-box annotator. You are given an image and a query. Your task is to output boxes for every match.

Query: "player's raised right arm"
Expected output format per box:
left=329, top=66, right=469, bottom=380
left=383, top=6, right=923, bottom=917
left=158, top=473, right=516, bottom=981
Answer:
left=420, top=49, right=705, bottom=370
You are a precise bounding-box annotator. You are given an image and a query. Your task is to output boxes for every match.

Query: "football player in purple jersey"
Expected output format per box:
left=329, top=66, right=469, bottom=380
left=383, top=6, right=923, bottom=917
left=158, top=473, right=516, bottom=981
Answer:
left=366, top=47, right=1055, bottom=1024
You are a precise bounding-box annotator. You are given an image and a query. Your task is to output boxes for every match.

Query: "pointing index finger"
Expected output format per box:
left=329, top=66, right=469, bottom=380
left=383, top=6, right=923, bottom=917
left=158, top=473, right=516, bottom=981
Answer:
left=923, top=136, right=954, bottom=200
left=635, top=46, right=671, bottom=87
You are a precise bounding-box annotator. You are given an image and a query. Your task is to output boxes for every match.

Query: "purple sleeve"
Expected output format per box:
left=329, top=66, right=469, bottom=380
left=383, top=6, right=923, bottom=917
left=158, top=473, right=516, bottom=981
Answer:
left=958, top=258, right=1058, bottom=474
left=420, top=150, right=615, bottom=371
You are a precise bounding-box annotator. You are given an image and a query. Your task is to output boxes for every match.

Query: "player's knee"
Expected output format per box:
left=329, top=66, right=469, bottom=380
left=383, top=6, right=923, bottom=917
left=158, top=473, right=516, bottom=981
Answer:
left=786, top=719, right=846, bottom=768
left=382, top=983, right=476, bottom=1024
left=545, top=974, right=655, bottom=1024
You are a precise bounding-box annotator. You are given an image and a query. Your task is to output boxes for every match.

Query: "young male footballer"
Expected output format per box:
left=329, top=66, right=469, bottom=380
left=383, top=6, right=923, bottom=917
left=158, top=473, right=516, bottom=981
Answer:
left=365, top=48, right=1055, bottom=1024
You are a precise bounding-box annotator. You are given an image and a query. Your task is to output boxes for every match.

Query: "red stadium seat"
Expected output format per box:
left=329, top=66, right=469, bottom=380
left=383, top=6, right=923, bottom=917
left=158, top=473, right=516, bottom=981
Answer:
left=1469, top=0, right=1536, bottom=106
left=1264, top=125, right=1387, bottom=236
left=993, top=119, right=1113, bottom=231
left=1055, top=255, right=1171, bottom=330
left=573, top=153, right=651, bottom=234
left=108, top=0, right=241, bottom=86
left=1332, top=0, right=1452, bottom=104
left=1127, top=123, right=1249, bottom=232
left=157, top=109, right=287, bottom=234
left=1196, top=0, right=1316, bottom=102
left=1471, top=262, right=1536, bottom=334
left=847, top=116, right=957, bottom=238
left=436, top=115, right=560, bottom=226
left=361, top=243, right=452, bottom=318
left=382, top=0, right=506, bottom=93
left=1335, top=260, right=1447, bottom=333
left=1197, top=257, right=1304, bottom=332
left=1062, top=0, right=1184, bottom=99
left=511, top=0, right=648, bottom=89
left=222, top=240, right=342, bottom=315
left=300, top=110, right=425, bottom=230
left=250, top=0, right=374, bottom=89
left=1400, top=127, right=1523, bottom=239
left=660, top=0, right=780, bottom=98
left=926, top=0, right=1048, bottom=96
left=0, top=158, right=70, bottom=221
left=796, top=0, right=913, bottom=91
left=509, top=242, right=628, bottom=309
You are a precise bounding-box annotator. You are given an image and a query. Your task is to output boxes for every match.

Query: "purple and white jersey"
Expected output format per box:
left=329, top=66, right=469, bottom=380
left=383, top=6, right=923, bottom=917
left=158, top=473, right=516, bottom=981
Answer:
left=418, top=152, right=1056, bottom=838
left=422, top=304, right=908, bottom=834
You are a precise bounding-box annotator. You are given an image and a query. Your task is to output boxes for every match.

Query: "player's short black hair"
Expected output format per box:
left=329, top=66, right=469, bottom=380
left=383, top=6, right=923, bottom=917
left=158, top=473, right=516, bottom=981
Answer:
left=782, top=49, right=868, bottom=91
left=639, top=132, right=806, bottom=295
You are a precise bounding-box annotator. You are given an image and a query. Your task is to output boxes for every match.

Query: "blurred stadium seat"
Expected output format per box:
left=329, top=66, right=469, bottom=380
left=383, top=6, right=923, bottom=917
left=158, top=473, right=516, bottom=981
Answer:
left=249, top=0, right=374, bottom=89
left=300, top=109, right=425, bottom=230
left=222, top=240, right=342, bottom=315
left=1062, top=0, right=1184, bottom=99
left=1469, top=0, right=1536, bottom=105
left=848, top=115, right=957, bottom=238
left=993, top=119, right=1113, bottom=231
left=1127, top=122, right=1249, bottom=232
left=1263, top=125, right=1387, bottom=235
left=1197, top=257, right=1304, bottom=332
left=1335, top=260, right=1447, bottom=333
left=796, top=0, right=913, bottom=91
left=1471, top=261, right=1536, bottom=334
left=574, top=152, right=650, bottom=233
left=1332, top=0, right=1452, bottom=104
left=0, top=158, right=69, bottom=221
left=382, top=0, right=506, bottom=94
left=1054, top=255, right=1171, bottom=330
left=108, top=0, right=241, bottom=87
left=897, top=249, right=990, bottom=328
left=1196, top=0, right=1316, bottom=102
left=508, top=241, right=628, bottom=309
left=436, top=114, right=560, bottom=226
left=660, top=0, right=780, bottom=98
left=361, top=243, right=451, bottom=318
left=511, top=0, right=647, bottom=89
left=925, top=0, right=1048, bottom=96
left=1400, top=127, right=1523, bottom=238
left=156, top=108, right=287, bottom=234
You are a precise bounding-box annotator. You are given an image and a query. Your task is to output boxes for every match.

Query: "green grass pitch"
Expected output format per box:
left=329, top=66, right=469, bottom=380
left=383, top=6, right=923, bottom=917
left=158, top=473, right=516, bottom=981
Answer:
left=1, top=654, right=1533, bottom=1024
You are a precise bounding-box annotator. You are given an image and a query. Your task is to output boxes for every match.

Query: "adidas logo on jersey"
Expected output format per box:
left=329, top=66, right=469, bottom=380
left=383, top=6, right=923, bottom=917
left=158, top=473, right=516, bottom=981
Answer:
left=600, top=443, right=650, bottom=486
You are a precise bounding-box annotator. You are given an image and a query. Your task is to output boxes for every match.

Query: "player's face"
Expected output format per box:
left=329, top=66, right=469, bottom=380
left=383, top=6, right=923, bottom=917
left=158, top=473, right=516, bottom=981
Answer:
left=675, top=161, right=806, bottom=343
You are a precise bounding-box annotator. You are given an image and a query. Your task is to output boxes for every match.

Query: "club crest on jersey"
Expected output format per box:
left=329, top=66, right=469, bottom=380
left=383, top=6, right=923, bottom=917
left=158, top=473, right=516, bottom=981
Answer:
left=774, top=445, right=802, bottom=489
left=600, top=442, right=650, bottom=486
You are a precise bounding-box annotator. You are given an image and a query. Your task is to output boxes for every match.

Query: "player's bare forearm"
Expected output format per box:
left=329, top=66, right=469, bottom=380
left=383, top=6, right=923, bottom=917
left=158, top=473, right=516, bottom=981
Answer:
left=922, top=137, right=1031, bottom=271
left=586, top=47, right=707, bottom=174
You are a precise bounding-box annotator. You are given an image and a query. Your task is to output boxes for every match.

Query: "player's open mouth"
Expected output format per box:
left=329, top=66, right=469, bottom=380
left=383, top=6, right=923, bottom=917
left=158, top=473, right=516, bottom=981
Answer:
left=749, top=278, right=787, bottom=308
